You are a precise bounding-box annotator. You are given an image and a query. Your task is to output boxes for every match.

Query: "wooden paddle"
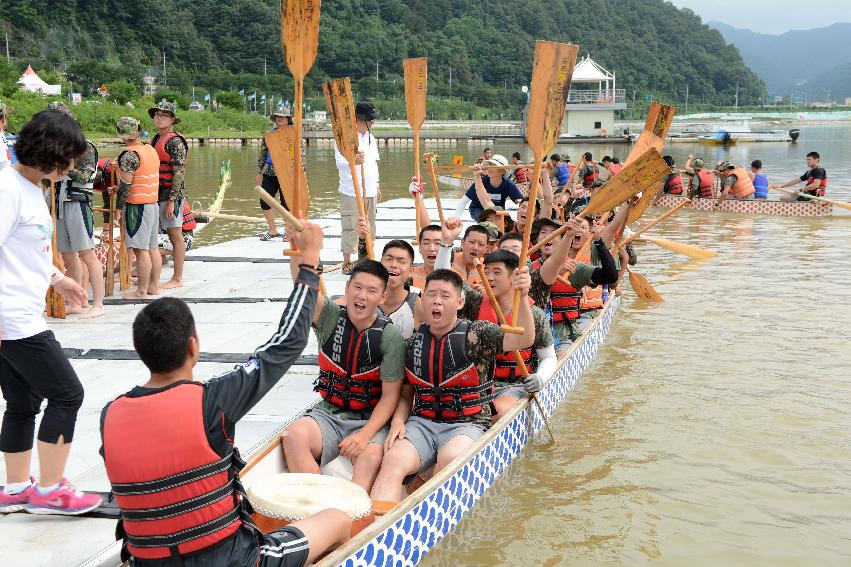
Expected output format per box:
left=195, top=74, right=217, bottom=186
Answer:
left=46, top=182, right=66, bottom=319
left=508, top=40, right=578, bottom=331
left=104, top=192, right=117, bottom=295
left=627, top=268, right=663, bottom=302
left=191, top=210, right=268, bottom=224
left=423, top=153, right=446, bottom=226
left=769, top=186, right=851, bottom=211
left=638, top=235, right=718, bottom=259
left=322, top=77, right=374, bottom=259
left=625, top=180, right=663, bottom=225
left=474, top=260, right=556, bottom=443
left=110, top=168, right=132, bottom=290
left=616, top=198, right=692, bottom=250
left=557, top=156, right=584, bottom=195
left=280, top=0, right=321, bottom=253
left=433, top=162, right=543, bottom=175
left=404, top=57, right=428, bottom=241
left=623, top=102, right=676, bottom=167
left=265, top=124, right=310, bottom=224
left=526, top=148, right=671, bottom=258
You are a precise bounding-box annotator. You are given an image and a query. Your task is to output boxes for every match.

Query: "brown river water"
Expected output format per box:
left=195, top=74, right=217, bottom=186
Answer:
left=136, top=124, right=851, bottom=565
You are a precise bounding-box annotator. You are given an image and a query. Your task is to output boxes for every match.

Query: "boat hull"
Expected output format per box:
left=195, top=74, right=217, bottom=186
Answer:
left=651, top=194, right=836, bottom=217
left=317, top=297, right=621, bottom=567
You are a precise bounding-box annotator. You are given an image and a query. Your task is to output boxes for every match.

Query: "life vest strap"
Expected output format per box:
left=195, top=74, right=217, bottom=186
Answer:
left=119, top=478, right=236, bottom=522
left=111, top=452, right=233, bottom=496
left=126, top=506, right=241, bottom=549
left=413, top=382, right=494, bottom=419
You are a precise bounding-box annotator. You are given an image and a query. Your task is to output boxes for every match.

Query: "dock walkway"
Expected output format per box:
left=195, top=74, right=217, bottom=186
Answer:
left=0, top=197, right=472, bottom=567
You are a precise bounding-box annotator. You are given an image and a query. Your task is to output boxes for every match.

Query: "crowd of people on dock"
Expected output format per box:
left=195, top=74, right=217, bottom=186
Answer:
left=0, top=99, right=834, bottom=567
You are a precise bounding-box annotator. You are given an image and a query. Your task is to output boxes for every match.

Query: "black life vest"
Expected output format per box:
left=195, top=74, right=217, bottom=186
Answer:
left=315, top=308, right=390, bottom=411
left=582, top=165, right=599, bottom=188
left=102, top=382, right=249, bottom=561
left=58, top=140, right=98, bottom=202
left=406, top=320, right=493, bottom=421
left=804, top=168, right=828, bottom=196
left=152, top=131, right=188, bottom=201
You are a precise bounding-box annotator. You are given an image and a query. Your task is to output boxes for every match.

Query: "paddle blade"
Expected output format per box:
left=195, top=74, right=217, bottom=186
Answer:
left=584, top=148, right=669, bottom=216
left=628, top=270, right=663, bottom=302
left=265, top=128, right=310, bottom=213
left=626, top=180, right=663, bottom=225
left=403, top=57, right=428, bottom=131
left=624, top=102, right=676, bottom=166
left=322, top=77, right=359, bottom=160
left=281, top=0, right=321, bottom=77
left=641, top=236, right=718, bottom=259
left=526, top=41, right=579, bottom=156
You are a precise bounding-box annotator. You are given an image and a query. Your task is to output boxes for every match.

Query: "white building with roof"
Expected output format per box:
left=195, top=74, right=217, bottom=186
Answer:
left=561, top=55, right=626, bottom=137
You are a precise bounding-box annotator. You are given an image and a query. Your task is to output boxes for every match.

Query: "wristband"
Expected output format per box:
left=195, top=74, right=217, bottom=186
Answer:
left=50, top=269, right=65, bottom=285
left=298, top=263, right=323, bottom=274
left=440, top=242, right=454, bottom=249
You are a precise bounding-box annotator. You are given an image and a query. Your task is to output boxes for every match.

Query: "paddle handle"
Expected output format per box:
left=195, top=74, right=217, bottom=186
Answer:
left=558, top=157, right=584, bottom=194
left=105, top=191, right=117, bottom=295
left=192, top=209, right=268, bottom=225
left=527, top=222, right=570, bottom=257
left=426, top=157, right=446, bottom=226
left=496, top=211, right=510, bottom=233
left=510, top=158, right=545, bottom=333
left=47, top=181, right=66, bottom=319
left=616, top=198, right=691, bottom=250
left=413, top=130, right=422, bottom=243
left=769, top=186, right=849, bottom=210
left=348, top=158, right=375, bottom=260
left=292, top=79, right=304, bottom=218
left=254, top=186, right=306, bottom=231
left=474, top=261, right=530, bottom=375
left=112, top=168, right=132, bottom=291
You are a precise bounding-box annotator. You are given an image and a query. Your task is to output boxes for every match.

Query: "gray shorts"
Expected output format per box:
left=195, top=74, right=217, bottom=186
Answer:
left=159, top=197, right=184, bottom=230
left=493, top=382, right=526, bottom=401
left=404, top=416, right=484, bottom=473
left=339, top=194, right=376, bottom=255
left=124, top=203, right=160, bottom=250
left=305, top=407, right=388, bottom=467
left=56, top=200, right=95, bottom=252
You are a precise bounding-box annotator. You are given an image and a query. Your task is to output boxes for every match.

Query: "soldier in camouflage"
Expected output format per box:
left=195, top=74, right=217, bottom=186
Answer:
left=114, top=116, right=162, bottom=300
left=49, top=102, right=106, bottom=319
left=148, top=99, right=188, bottom=288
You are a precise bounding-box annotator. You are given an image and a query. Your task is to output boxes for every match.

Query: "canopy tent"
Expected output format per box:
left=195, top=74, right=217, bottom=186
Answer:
left=571, top=56, right=614, bottom=83
left=17, top=65, right=61, bottom=95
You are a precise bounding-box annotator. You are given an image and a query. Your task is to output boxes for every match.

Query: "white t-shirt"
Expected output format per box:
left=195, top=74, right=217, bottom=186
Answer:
left=334, top=130, right=380, bottom=197
left=377, top=287, right=419, bottom=339
left=0, top=131, right=11, bottom=171
left=0, top=167, right=54, bottom=340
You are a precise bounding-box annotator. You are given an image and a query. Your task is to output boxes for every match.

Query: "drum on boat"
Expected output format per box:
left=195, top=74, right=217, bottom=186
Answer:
left=247, top=473, right=375, bottom=537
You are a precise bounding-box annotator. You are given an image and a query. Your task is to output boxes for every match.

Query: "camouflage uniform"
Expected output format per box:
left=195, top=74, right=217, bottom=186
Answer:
left=156, top=135, right=187, bottom=202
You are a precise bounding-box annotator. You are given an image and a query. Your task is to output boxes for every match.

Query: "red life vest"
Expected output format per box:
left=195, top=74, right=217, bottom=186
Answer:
left=181, top=200, right=197, bottom=231
left=805, top=170, right=828, bottom=196
left=514, top=166, right=530, bottom=184
left=153, top=131, right=188, bottom=201
left=582, top=165, right=599, bottom=188
left=577, top=250, right=603, bottom=310
left=550, top=273, right=582, bottom=322
left=94, top=157, right=116, bottom=193
left=406, top=320, right=493, bottom=421
left=696, top=170, right=714, bottom=198
left=664, top=172, right=684, bottom=195
left=609, top=163, right=623, bottom=175
left=477, top=297, right=537, bottom=383
left=315, top=308, right=389, bottom=411
left=102, top=382, right=244, bottom=560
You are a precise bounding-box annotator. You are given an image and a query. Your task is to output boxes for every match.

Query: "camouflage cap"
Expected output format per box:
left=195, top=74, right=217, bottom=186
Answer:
left=717, top=160, right=734, bottom=171
left=47, top=101, right=70, bottom=113
left=148, top=99, right=181, bottom=124
left=269, top=106, right=292, bottom=121
left=692, top=158, right=705, bottom=169
left=116, top=116, right=142, bottom=137
left=478, top=221, right=502, bottom=242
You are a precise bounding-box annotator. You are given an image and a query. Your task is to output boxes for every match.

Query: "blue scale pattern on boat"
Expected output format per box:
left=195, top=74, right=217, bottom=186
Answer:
left=338, top=297, right=619, bottom=567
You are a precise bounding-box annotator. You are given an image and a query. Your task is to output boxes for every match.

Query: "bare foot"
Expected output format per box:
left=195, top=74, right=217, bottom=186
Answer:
left=66, top=303, right=84, bottom=315
left=147, top=287, right=161, bottom=296
left=162, top=257, right=170, bottom=267
left=161, top=279, right=183, bottom=290
left=80, top=305, right=105, bottom=320
left=122, top=290, right=148, bottom=300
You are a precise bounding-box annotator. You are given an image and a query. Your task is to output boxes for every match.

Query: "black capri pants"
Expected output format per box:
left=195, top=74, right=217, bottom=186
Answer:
left=0, top=330, right=84, bottom=452
left=259, top=174, right=289, bottom=211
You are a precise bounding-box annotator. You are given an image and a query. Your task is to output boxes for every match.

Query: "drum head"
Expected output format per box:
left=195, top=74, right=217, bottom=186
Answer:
left=247, top=473, right=372, bottom=521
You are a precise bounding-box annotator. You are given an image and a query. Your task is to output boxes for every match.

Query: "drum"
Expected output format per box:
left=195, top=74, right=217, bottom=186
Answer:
left=247, top=473, right=375, bottom=537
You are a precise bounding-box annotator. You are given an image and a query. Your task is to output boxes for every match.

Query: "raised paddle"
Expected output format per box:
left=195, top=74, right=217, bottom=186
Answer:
left=474, top=260, right=556, bottom=444
left=616, top=198, right=692, bottom=250
left=280, top=0, right=321, bottom=253
left=404, top=57, right=428, bottom=241
left=625, top=180, right=663, bottom=225
left=254, top=185, right=305, bottom=230
left=322, top=77, right=375, bottom=259
left=627, top=268, right=663, bottom=302
left=526, top=148, right=671, bottom=259
left=638, top=235, right=718, bottom=260
left=47, top=182, right=66, bottom=319
left=103, top=193, right=117, bottom=295
left=508, top=40, right=578, bottom=332
left=623, top=101, right=676, bottom=167
left=265, top=124, right=310, bottom=229
left=424, top=153, right=446, bottom=226
left=768, top=186, right=851, bottom=211
left=110, top=168, right=132, bottom=291
left=557, top=156, right=584, bottom=195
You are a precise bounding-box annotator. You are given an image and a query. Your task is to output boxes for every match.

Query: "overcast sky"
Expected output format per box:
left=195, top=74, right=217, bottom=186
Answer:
left=669, top=0, right=850, bottom=34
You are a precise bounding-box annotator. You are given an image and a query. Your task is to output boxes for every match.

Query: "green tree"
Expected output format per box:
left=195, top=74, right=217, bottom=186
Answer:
left=108, top=80, right=139, bottom=105
left=215, top=91, right=244, bottom=110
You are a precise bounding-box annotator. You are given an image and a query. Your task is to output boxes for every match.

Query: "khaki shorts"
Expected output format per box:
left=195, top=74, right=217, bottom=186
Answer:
left=158, top=197, right=185, bottom=230
left=124, top=203, right=159, bottom=250
left=493, top=382, right=526, bottom=401
left=340, top=194, right=377, bottom=255
left=403, top=416, right=484, bottom=473
left=305, top=407, right=387, bottom=467
left=56, top=200, right=95, bottom=252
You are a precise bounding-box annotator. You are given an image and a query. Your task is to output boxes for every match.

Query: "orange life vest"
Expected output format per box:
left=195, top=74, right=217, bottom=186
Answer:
left=577, top=249, right=604, bottom=310
left=406, top=320, right=492, bottom=421
left=153, top=131, right=188, bottom=201
left=695, top=170, right=714, bottom=198
left=451, top=251, right=478, bottom=284
left=477, top=296, right=536, bottom=383
left=122, top=143, right=160, bottom=205
left=411, top=264, right=429, bottom=290
left=102, top=382, right=244, bottom=560
left=664, top=172, right=684, bottom=195
left=609, top=163, right=623, bottom=175
left=181, top=200, right=196, bottom=231
left=315, top=308, right=389, bottom=411
left=729, top=167, right=755, bottom=199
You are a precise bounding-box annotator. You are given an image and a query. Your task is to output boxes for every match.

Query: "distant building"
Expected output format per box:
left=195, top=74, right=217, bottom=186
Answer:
left=561, top=56, right=626, bottom=137
left=844, top=97, right=851, bottom=107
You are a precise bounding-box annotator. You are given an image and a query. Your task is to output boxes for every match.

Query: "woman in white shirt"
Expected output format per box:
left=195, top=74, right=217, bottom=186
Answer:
left=0, top=101, right=11, bottom=171
left=0, top=109, right=102, bottom=515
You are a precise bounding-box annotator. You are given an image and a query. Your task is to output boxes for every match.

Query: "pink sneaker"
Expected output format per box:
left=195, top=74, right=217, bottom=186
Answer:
left=26, top=479, right=102, bottom=516
left=0, top=477, right=37, bottom=513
